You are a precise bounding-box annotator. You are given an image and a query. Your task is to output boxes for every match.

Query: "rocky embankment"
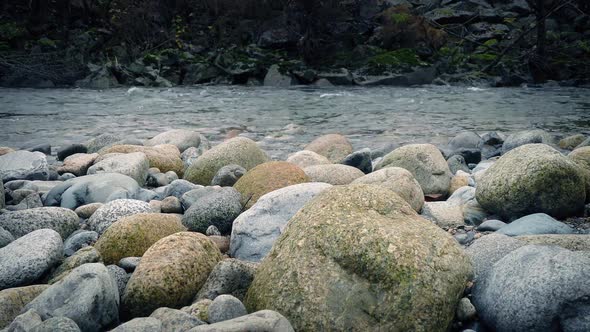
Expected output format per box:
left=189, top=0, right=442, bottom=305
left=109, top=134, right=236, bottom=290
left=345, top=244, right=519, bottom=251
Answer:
left=0, top=128, right=589, bottom=331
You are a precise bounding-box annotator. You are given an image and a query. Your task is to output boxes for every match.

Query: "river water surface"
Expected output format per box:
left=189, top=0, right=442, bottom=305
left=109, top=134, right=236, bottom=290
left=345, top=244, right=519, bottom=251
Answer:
left=1, top=85, right=589, bottom=159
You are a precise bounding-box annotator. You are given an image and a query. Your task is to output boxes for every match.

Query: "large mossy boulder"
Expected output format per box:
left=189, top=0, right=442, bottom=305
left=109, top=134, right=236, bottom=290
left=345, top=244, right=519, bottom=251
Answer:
left=244, top=184, right=472, bottom=331
left=98, top=144, right=184, bottom=176
left=568, top=146, right=590, bottom=201
left=476, top=144, right=586, bottom=219
left=94, top=213, right=186, bottom=265
left=374, top=144, right=452, bottom=196
left=184, top=137, right=269, bottom=185
left=304, top=134, right=353, bottom=163
left=122, top=232, right=222, bottom=318
left=0, top=285, right=49, bottom=329
left=233, top=161, right=309, bottom=208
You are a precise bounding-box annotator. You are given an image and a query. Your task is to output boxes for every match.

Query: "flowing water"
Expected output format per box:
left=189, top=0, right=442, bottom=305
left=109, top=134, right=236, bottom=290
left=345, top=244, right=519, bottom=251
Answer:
left=1, top=85, right=589, bottom=159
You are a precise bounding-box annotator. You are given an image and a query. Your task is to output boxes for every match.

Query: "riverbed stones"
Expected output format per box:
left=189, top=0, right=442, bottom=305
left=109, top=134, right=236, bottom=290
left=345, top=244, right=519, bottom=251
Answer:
left=447, top=154, right=470, bottom=175
left=0, top=151, right=50, bottom=182
left=111, top=317, right=161, bottom=331
left=476, top=219, right=506, bottom=232
left=244, top=184, right=472, bottom=331
left=85, top=134, right=123, bottom=153
left=88, top=152, right=150, bottom=186
left=233, top=161, right=309, bottom=208
left=47, top=246, right=102, bottom=284
left=0, top=229, right=63, bottom=289
left=230, top=182, right=332, bottom=262
left=211, top=165, right=246, bottom=187
left=161, top=196, right=183, bottom=213
left=0, top=285, right=49, bottom=329
left=95, top=213, right=186, bottom=264
left=0, top=207, right=78, bottom=239
left=476, top=144, right=586, bottom=219
left=303, top=164, right=363, bottom=185
left=375, top=144, right=452, bottom=196
left=122, top=232, right=222, bottom=317
left=568, top=146, right=590, bottom=200
left=352, top=167, right=424, bottom=212
left=208, top=295, right=247, bottom=323
left=473, top=245, right=590, bottom=332
left=0, top=227, right=14, bottom=248
left=195, top=258, right=258, bottom=301
left=515, top=234, right=590, bottom=251
left=57, top=153, right=99, bottom=176
left=144, top=129, right=202, bottom=152
left=286, top=150, right=331, bottom=168
left=45, top=173, right=142, bottom=209
left=0, top=178, right=4, bottom=210
left=150, top=307, right=205, bottom=331
left=501, top=129, right=554, bottom=154
left=87, top=199, right=153, bottom=235
left=421, top=202, right=464, bottom=228
left=184, top=137, right=269, bottom=185
left=30, top=316, right=81, bottom=332
left=99, top=144, right=184, bottom=176
left=25, top=263, right=119, bottom=332
left=448, top=131, right=484, bottom=150
left=496, top=213, right=574, bottom=236
left=189, top=310, right=294, bottom=332
left=304, top=134, right=353, bottom=163
left=57, top=144, right=88, bottom=161
left=559, top=134, right=586, bottom=150
left=182, top=187, right=242, bottom=234
left=465, top=233, right=525, bottom=280
left=64, top=230, right=99, bottom=256
left=341, top=148, right=372, bottom=174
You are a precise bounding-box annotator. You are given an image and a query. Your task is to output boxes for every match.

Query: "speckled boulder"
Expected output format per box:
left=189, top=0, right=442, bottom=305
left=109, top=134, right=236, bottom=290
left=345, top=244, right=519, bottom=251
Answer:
left=64, top=231, right=98, bottom=257
left=476, top=144, right=586, bottom=219
left=352, top=167, right=424, bottom=212
left=502, top=129, right=554, bottom=154
left=286, top=150, right=331, bottom=169
left=87, top=152, right=150, bottom=186
left=304, top=134, right=353, bottom=163
left=181, top=187, right=242, bottom=234
left=233, top=161, right=309, bottom=208
left=0, top=285, right=49, bottom=329
left=184, top=137, right=269, bottom=185
left=0, top=207, right=79, bottom=239
left=559, top=134, right=586, bottom=150
left=95, top=213, right=186, bottom=264
left=568, top=146, right=590, bottom=201
left=144, top=129, right=203, bottom=152
left=57, top=153, right=99, bottom=176
left=0, top=151, right=49, bottom=182
left=47, top=246, right=102, bottom=284
left=375, top=144, right=452, bottom=196
left=87, top=199, right=153, bottom=235
left=303, top=164, right=364, bottom=185
left=122, top=232, right=222, bottom=318
left=244, top=184, right=472, bottom=331
left=98, top=144, right=184, bottom=176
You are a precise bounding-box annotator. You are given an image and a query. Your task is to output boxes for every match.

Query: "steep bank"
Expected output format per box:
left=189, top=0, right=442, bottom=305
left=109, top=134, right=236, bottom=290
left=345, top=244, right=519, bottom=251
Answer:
left=1, top=0, right=589, bottom=88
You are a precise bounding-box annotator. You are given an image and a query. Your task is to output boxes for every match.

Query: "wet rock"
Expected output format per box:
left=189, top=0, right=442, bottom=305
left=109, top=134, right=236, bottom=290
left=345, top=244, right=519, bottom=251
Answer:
left=208, top=295, right=247, bottom=323
left=64, top=231, right=99, bottom=257
left=184, top=137, right=269, bottom=185
left=195, top=259, right=257, bottom=301
left=447, top=154, right=471, bottom=175
left=122, top=232, right=222, bottom=318
left=150, top=307, right=205, bottom=331
left=88, top=152, right=149, bottom=186
left=182, top=187, right=242, bottom=234
left=476, top=219, right=506, bottom=232
left=303, top=164, right=364, bottom=185
left=25, top=263, right=120, bottom=332
left=87, top=199, right=153, bottom=235
left=0, top=178, right=4, bottom=210
left=244, top=184, right=472, bottom=331
left=465, top=233, right=525, bottom=281
left=341, top=148, right=372, bottom=174
left=145, top=129, right=203, bottom=153
left=99, top=144, right=184, bottom=177
left=501, top=130, right=554, bottom=154
left=286, top=150, right=331, bottom=169
left=57, top=144, right=88, bottom=161
left=481, top=131, right=504, bottom=146
left=304, top=134, right=353, bottom=163
left=164, top=179, right=201, bottom=199
left=95, top=213, right=186, bottom=264
left=0, top=285, right=49, bottom=329
left=27, top=144, right=51, bottom=155
left=264, top=65, right=294, bottom=87
left=0, top=207, right=78, bottom=239
left=476, top=144, right=586, bottom=219
left=230, top=182, right=331, bottom=262
left=57, top=153, right=99, bottom=176
left=0, top=151, right=50, bottom=182
left=74, top=203, right=103, bottom=219
left=496, top=213, right=574, bottom=236
left=448, top=131, right=484, bottom=150
left=559, top=134, right=586, bottom=150
left=188, top=310, right=294, bottom=332
left=118, top=257, right=141, bottom=272
left=211, top=165, right=246, bottom=187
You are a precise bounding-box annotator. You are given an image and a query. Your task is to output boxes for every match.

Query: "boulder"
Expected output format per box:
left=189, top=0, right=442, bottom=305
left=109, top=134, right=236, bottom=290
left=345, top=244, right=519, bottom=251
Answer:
left=568, top=146, right=590, bottom=200
left=0, top=229, right=63, bottom=289
left=465, top=233, right=525, bottom=281
left=230, top=182, right=331, bottom=262
left=182, top=299, right=212, bottom=322
left=0, top=151, right=49, bottom=182
left=449, top=172, right=470, bottom=195
left=44, top=173, right=142, bottom=209
left=476, top=144, right=586, bottom=219
left=188, top=310, right=294, bottom=332
left=195, top=259, right=258, bottom=302
left=448, top=131, right=483, bottom=150
left=244, top=184, right=472, bottom=331
left=304, top=134, right=353, bottom=163
left=110, top=317, right=161, bottom=332
left=473, top=245, right=590, bottom=332
left=375, top=144, right=453, bottom=196
left=57, top=153, right=99, bottom=176
left=122, top=232, right=222, bottom=317
left=160, top=196, right=183, bottom=214
left=0, top=227, right=14, bottom=248
left=4, top=309, right=42, bottom=331
left=30, top=316, right=80, bottom=332
left=0, top=285, right=49, bottom=329
left=286, top=150, right=331, bottom=169
left=64, top=231, right=99, bottom=257
left=118, top=257, right=141, bottom=272
left=421, top=202, right=464, bottom=228
left=57, top=144, right=88, bottom=161
left=0, top=207, right=78, bottom=239
left=85, top=134, right=123, bottom=153
left=303, top=164, right=364, bottom=185
left=184, top=137, right=269, bottom=185
left=99, top=144, right=184, bottom=176
left=144, top=129, right=202, bottom=152
left=182, top=187, right=242, bottom=234
left=447, top=155, right=470, bottom=175
left=208, top=295, right=247, bottom=323
left=515, top=234, right=590, bottom=251
left=233, top=161, right=309, bottom=208
left=107, top=265, right=129, bottom=298
left=87, top=199, right=153, bottom=235
left=496, top=213, right=574, bottom=236
left=24, top=263, right=120, bottom=332
left=74, top=203, right=103, bottom=219
left=26, top=144, right=51, bottom=155
left=352, top=167, right=424, bottom=212
left=559, top=134, right=586, bottom=150
left=87, top=152, right=149, bottom=186
left=164, top=179, right=201, bottom=199
left=5, top=192, right=43, bottom=211
left=95, top=213, right=186, bottom=265
left=476, top=219, right=507, bottom=232
left=47, top=246, right=101, bottom=284
left=502, top=130, right=554, bottom=154
left=341, top=148, right=372, bottom=174
left=150, top=307, right=204, bottom=331
left=211, top=165, right=246, bottom=187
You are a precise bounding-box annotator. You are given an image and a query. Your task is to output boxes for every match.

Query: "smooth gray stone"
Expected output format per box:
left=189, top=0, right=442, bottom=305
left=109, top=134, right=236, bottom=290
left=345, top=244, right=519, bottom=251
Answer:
left=110, top=317, right=161, bottom=332
left=195, top=259, right=257, bottom=302
left=188, top=310, right=294, bottom=332
left=476, top=219, right=507, bottom=232
left=87, top=199, right=153, bottom=235
left=448, top=131, right=484, bottom=150
left=150, top=307, right=205, bottom=331
left=473, top=245, right=590, bottom=332
left=0, top=229, right=63, bottom=289
left=447, top=186, right=476, bottom=206
left=181, top=187, right=242, bottom=234
left=107, top=265, right=129, bottom=298
left=496, top=213, right=574, bottom=236
left=465, top=233, right=525, bottom=281
left=164, top=180, right=201, bottom=199
left=85, top=134, right=122, bottom=154
left=0, top=151, right=49, bottom=182
left=27, top=144, right=51, bottom=155
left=30, top=316, right=81, bottom=332
left=118, top=257, right=141, bottom=273
left=208, top=295, right=247, bottom=324
left=25, top=263, right=120, bottom=332
left=0, top=207, right=79, bottom=239
left=0, top=226, right=14, bottom=248
left=5, top=192, right=43, bottom=211
left=87, top=152, right=149, bottom=187
left=211, top=165, right=246, bottom=187
left=57, top=144, right=87, bottom=161
left=4, top=309, right=42, bottom=332
left=447, top=155, right=471, bottom=175
left=341, top=148, right=372, bottom=174
left=64, top=231, right=99, bottom=257
left=144, top=129, right=202, bottom=153
left=502, top=129, right=554, bottom=154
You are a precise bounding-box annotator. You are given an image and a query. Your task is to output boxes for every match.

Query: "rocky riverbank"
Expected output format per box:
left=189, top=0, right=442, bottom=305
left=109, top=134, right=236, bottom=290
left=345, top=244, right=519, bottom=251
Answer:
left=0, top=128, right=589, bottom=331
left=1, top=0, right=589, bottom=88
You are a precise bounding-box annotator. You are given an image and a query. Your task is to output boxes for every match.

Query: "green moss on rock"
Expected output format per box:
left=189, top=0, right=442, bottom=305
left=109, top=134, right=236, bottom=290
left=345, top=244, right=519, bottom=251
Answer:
left=99, top=144, right=184, bottom=176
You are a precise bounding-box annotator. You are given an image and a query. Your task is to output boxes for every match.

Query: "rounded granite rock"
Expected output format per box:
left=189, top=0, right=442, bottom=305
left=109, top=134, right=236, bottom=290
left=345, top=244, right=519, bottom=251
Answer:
left=286, top=150, right=331, bottom=169
left=181, top=187, right=242, bottom=234
left=98, top=144, right=184, bottom=177
left=0, top=207, right=79, bottom=239
left=87, top=199, right=153, bottom=235
left=144, top=129, right=202, bottom=152
left=304, top=134, right=353, bottom=163
left=303, top=164, right=364, bottom=185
